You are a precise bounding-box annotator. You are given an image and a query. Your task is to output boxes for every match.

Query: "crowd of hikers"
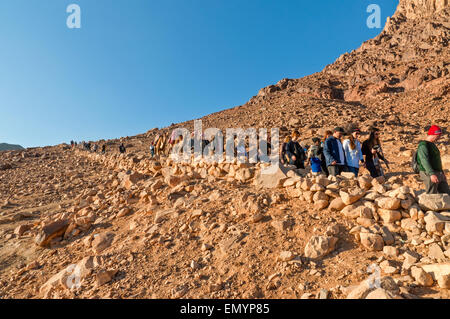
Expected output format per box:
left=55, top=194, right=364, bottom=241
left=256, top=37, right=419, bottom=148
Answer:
left=279, top=124, right=448, bottom=196
left=280, top=126, right=389, bottom=179
left=71, top=123, right=448, bottom=196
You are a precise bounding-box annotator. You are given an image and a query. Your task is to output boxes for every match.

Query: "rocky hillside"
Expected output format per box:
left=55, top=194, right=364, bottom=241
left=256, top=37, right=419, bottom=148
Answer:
left=0, top=0, right=449, bottom=300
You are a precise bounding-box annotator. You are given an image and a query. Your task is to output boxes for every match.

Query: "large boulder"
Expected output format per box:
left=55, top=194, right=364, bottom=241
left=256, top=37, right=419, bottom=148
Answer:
left=418, top=193, right=450, bottom=211
left=378, top=209, right=402, bottom=223
left=255, top=165, right=292, bottom=189
left=420, top=263, right=450, bottom=289
left=375, top=197, right=401, bottom=210
left=340, top=188, right=365, bottom=205
left=424, top=211, right=449, bottom=234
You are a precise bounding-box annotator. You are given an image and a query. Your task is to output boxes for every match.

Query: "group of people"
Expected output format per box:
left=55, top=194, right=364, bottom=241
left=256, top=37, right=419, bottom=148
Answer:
left=71, top=122, right=448, bottom=197
left=280, top=124, right=449, bottom=196
left=280, top=126, right=389, bottom=178
left=71, top=140, right=106, bottom=154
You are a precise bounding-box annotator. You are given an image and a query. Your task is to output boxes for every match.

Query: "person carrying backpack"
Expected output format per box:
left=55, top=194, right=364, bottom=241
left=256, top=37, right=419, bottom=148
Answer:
left=307, top=137, right=322, bottom=174
left=416, top=125, right=449, bottom=195
left=286, top=131, right=306, bottom=169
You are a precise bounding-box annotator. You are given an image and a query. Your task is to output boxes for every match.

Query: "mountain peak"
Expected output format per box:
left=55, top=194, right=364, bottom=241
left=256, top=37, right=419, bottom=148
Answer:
left=396, top=0, right=449, bottom=19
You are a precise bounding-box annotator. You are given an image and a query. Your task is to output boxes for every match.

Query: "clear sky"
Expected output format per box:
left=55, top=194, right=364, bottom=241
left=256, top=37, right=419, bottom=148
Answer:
left=0, top=0, right=398, bottom=148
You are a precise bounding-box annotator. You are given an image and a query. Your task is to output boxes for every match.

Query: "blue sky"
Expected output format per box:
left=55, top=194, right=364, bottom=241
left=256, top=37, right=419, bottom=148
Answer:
left=0, top=0, right=398, bottom=148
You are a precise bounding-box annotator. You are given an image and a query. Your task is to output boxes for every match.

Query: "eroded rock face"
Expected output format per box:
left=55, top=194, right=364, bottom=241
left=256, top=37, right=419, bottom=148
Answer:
left=397, top=0, right=449, bottom=19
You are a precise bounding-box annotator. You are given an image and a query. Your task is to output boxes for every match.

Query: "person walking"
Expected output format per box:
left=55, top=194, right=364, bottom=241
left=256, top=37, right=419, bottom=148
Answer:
left=416, top=125, right=450, bottom=195
left=307, top=137, right=323, bottom=174
left=286, top=131, right=306, bottom=169
left=150, top=142, right=155, bottom=158
left=323, top=127, right=346, bottom=176
left=280, top=136, right=291, bottom=165
left=101, top=144, right=106, bottom=154
left=320, top=131, right=332, bottom=176
left=343, top=128, right=364, bottom=176
left=119, top=143, right=126, bottom=154
left=362, top=128, right=389, bottom=178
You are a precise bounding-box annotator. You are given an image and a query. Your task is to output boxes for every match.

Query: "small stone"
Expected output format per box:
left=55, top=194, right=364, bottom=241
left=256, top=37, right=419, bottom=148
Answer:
left=428, top=243, right=445, bottom=260
left=360, top=233, right=384, bottom=251
left=96, top=270, right=118, bottom=286
left=411, top=267, right=434, bottom=287
left=278, top=251, right=294, bottom=262
left=117, top=207, right=130, bottom=218
left=383, top=246, right=399, bottom=257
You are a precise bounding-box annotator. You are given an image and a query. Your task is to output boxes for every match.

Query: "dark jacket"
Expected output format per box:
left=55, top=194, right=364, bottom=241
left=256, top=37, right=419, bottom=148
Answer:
left=286, top=140, right=306, bottom=162
left=323, top=136, right=345, bottom=167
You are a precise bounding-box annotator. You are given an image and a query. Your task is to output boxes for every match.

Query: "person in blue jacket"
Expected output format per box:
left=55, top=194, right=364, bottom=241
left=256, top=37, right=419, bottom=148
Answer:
left=323, top=127, right=346, bottom=176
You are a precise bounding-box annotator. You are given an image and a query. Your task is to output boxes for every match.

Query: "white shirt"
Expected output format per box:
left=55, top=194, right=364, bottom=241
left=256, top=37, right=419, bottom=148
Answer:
left=343, top=139, right=363, bottom=168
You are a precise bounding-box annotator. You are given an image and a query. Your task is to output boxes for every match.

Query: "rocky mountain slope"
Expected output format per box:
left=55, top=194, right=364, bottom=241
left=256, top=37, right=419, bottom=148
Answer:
left=0, top=0, right=449, bottom=299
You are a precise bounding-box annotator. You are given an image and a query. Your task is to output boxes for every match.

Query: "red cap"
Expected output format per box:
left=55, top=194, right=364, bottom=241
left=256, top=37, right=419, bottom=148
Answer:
left=428, top=125, right=442, bottom=136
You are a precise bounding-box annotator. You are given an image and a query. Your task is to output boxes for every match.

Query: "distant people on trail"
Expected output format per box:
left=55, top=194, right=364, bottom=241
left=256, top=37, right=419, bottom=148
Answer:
left=119, top=143, right=126, bottom=154
left=93, top=144, right=98, bottom=153
left=102, top=144, right=106, bottom=154
left=362, top=128, right=389, bottom=178
left=343, top=128, right=364, bottom=177
left=324, top=127, right=346, bottom=176
left=70, top=140, right=74, bottom=148
left=286, top=130, right=306, bottom=169
left=307, top=137, right=323, bottom=174
left=416, top=125, right=450, bottom=195
left=150, top=142, right=155, bottom=157
left=280, top=136, right=291, bottom=165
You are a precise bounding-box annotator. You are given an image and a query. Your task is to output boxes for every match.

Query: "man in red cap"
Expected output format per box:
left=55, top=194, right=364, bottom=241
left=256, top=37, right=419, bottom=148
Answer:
left=417, top=125, right=449, bottom=194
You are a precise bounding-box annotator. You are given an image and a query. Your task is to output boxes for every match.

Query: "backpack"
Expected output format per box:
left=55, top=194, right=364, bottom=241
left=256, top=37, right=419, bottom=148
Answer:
left=412, top=141, right=429, bottom=174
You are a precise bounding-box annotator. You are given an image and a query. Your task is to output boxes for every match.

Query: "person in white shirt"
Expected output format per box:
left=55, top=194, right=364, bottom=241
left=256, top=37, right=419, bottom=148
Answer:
left=343, top=128, right=364, bottom=176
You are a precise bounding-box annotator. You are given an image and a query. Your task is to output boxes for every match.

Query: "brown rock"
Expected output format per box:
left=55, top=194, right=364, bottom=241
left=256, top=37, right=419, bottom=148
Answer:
left=35, top=219, right=70, bottom=247
left=91, top=232, right=114, bottom=254
left=96, top=270, right=118, bottom=286
left=304, top=236, right=338, bottom=259
left=360, top=233, right=384, bottom=251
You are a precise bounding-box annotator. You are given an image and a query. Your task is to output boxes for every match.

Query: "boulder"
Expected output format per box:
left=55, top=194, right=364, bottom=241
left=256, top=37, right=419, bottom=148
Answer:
left=35, top=220, right=70, bottom=247
left=91, top=232, right=114, bottom=254
left=358, top=176, right=373, bottom=190
left=424, top=211, right=448, bottom=234
left=420, top=263, right=450, bottom=289
left=15, top=224, right=32, bottom=236
left=329, top=198, right=345, bottom=211
left=378, top=209, right=402, bottom=223
left=304, top=236, right=338, bottom=259
left=340, top=189, right=365, bottom=205
left=360, top=233, right=384, bottom=251
left=255, top=165, right=291, bottom=189
left=375, top=197, right=401, bottom=210
left=418, top=193, right=450, bottom=211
